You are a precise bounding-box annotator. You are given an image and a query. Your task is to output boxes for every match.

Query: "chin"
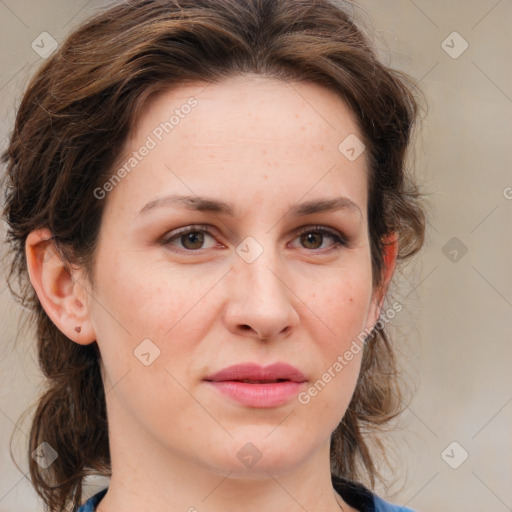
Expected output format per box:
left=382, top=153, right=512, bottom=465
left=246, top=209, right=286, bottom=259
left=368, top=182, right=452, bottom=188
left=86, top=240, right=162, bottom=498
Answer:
left=223, top=435, right=313, bottom=478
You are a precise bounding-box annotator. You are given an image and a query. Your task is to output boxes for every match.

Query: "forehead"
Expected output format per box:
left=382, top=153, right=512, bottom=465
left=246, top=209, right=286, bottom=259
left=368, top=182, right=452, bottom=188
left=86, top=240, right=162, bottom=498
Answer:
left=105, top=75, right=368, bottom=221
left=132, top=74, right=362, bottom=145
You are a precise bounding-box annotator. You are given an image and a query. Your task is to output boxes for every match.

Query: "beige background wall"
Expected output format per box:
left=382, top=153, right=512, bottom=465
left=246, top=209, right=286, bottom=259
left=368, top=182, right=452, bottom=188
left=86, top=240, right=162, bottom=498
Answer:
left=1, top=1, right=511, bottom=511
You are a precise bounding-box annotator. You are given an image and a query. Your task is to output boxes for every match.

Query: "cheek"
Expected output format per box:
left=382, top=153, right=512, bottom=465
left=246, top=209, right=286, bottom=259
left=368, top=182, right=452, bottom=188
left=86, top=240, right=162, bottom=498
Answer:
left=308, top=266, right=373, bottom=341
left=297, top=274, right=371, bottom=423
left=90, top=258, right=217, bottom=424
left=90, top=255, right=224, bottom=366
left=297, top=262, right=373, bottom=402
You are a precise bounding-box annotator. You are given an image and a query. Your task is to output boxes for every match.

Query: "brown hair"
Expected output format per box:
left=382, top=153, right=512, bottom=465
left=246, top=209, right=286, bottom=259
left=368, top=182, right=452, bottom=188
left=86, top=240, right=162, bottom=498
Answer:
left=1, top=0, right=426, bottom=510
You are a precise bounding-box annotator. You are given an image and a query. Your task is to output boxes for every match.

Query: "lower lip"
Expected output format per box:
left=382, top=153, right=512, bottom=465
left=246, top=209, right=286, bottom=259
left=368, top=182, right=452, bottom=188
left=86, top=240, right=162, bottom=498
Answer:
left=205, top=380, right=305, bottom=407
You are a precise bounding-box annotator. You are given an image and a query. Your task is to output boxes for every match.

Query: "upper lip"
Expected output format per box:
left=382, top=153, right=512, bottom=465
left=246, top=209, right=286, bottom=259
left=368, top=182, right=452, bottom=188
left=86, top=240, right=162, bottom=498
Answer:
left=204, top=362, right=307, bottom=383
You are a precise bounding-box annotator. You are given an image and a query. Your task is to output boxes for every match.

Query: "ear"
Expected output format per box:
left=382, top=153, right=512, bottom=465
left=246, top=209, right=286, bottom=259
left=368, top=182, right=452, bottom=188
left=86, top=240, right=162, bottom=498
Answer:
left=25, top=228, right=96, bottom=345
left=364, top=231, right=399, bottom=332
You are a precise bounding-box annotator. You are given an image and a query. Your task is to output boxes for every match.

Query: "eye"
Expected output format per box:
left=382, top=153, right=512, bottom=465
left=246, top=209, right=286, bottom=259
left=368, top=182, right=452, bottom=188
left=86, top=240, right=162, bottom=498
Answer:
left=161, top=225, right=219, bottom=251
left=290, top=225, right=348, bottom=252
left=160, top=224, right=349, bottom=253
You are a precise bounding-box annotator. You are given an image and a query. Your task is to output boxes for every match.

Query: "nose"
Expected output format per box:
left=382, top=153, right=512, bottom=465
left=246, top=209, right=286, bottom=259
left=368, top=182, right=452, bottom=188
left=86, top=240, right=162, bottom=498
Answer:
left=223, top=244, right=300, bottom=342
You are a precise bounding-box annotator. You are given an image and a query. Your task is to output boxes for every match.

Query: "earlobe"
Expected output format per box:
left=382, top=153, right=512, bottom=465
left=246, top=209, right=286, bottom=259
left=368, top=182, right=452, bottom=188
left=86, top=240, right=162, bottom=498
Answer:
left=25, top=228, right=96, bottom=345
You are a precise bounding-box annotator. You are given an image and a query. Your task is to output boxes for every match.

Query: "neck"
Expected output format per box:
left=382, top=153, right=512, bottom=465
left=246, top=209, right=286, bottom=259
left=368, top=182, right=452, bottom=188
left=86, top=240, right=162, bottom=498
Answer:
left=97, top=398, right=353, bottom=512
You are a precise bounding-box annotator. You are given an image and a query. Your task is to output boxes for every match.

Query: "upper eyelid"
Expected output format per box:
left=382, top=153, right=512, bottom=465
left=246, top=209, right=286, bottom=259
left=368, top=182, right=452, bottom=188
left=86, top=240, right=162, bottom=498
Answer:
left=164, top=223, right=343, bottom=237
left=294, top=225, right=343, bottom=237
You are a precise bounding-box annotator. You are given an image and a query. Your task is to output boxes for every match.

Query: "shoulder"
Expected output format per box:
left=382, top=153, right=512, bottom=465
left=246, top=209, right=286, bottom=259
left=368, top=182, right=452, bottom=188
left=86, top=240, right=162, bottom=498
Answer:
left=78, top=482, right=418, bottom=512
left=332, top=474, right=416, bottom=512
left=373, top=493, right=416, bottom=512
left=76, top=488, right=108, bottom=512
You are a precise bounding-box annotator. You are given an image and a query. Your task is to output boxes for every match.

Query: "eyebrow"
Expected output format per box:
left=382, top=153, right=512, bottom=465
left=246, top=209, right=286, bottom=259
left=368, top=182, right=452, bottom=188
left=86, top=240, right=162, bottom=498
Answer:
left=137, top=194, right=363, bottom=219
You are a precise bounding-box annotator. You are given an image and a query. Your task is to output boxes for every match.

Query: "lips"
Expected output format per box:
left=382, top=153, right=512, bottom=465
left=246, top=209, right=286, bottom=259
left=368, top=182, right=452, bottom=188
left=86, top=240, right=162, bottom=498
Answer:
left=204, top=362, right=306, bottom=383
left=204, top=362, right=307, bottom=407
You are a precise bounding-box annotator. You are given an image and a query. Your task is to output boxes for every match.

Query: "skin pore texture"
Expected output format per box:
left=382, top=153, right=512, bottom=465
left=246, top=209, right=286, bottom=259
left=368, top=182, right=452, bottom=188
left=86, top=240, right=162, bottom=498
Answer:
left=25, top=75, right=397, bottom=512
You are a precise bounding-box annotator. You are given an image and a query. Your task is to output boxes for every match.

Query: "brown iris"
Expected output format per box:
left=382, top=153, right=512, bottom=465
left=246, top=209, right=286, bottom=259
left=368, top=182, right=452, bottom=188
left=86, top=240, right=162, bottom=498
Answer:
left=300, top=232, right=323, bottom=250
left=181, top=231, right=205, bottom=250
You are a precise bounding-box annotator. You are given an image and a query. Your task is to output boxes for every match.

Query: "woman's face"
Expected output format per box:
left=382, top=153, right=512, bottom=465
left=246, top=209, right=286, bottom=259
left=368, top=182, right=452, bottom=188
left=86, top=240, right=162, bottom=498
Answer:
left=83, top=75, right=386, bottom=477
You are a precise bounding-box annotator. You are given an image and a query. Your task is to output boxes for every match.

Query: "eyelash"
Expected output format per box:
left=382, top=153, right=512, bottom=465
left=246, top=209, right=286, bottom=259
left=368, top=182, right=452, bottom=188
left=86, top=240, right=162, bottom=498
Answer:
left=160, top=224, right=349, bottom=253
